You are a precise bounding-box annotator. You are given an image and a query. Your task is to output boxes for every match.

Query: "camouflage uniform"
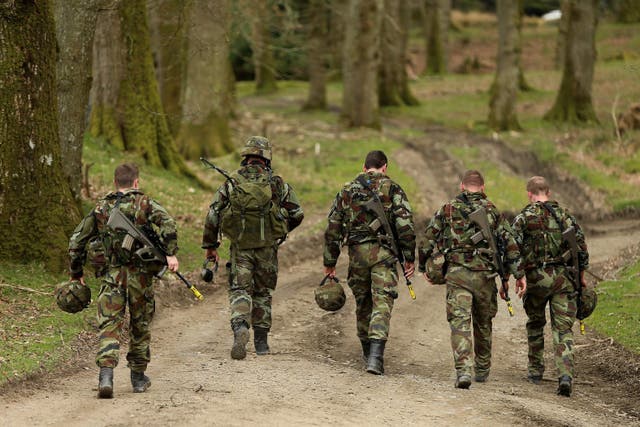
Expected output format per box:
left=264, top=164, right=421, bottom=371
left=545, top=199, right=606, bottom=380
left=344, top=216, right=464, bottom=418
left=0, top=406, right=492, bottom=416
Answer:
left=324, top=171, right=415, bottom=342
left=202, top=163, right=303, bottom=332
left=69, top=189, right=178, bottom=372
left=512, top=200, right=589, bottom=380
left=418, top=191, right=523, bottom=379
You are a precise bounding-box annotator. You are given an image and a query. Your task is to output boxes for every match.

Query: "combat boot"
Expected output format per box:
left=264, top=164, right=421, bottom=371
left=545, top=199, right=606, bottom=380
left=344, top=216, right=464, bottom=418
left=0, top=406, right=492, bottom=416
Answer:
left=231, top=321, right=250, bottom=360
left=366, top=339, right=385, bottom=375
left=131, top=370, right=151, bottom=393
left=455, top=374, right=472, bottom=389
left=557, top=375, right=572, bottom=397
left=97, top=367, right=113, bottom=399
left=254, top=327, right=270, bottom=355
left=527, top=374, right=542, bottom=385
left=360, top=339, right=370, bottom=363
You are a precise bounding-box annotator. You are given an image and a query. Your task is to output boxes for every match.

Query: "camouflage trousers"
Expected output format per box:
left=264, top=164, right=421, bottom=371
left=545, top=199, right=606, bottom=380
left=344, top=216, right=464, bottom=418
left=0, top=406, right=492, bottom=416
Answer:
left=445, top=266, right=497, bottom=378
left=347, top=242, right=398, bottom=341
left=523, top=265, right=577, bottom=379
left=228, top=244, right=278, bottom=331
left=96, top=266, right=155, bottom=372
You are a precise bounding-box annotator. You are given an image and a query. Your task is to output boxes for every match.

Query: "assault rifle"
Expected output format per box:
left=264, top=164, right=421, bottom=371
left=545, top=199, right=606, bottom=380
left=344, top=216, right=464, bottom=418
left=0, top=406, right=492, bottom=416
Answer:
left=200, top=157, right=234, bottom=182
left=357, top=176, right=416, bottom=300
left=107, top=209, right=204, bottom=301
left=562, top=226, right=585, bottom=334
left=469, top=207, right=514, bottom=316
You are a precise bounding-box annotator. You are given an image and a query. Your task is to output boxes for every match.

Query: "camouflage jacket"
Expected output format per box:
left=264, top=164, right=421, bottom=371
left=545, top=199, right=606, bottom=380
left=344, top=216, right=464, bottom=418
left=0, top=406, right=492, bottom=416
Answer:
left=418, top=191, right=523, bottom=278
left=202, top=163, right=304, bottom=249
left=512, top=200, right=589, bottom=272
left=323, top=171, right=416, bottom=267
left=68, top=189, right=178, bottom=278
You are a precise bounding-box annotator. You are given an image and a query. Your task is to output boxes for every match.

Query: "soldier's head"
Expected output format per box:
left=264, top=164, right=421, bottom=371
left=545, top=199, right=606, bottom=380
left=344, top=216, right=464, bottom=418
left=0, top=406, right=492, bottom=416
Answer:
left=460, top=169, right=484, bottom=193
left=363, top=150, right=388, bottom=173
left=526, top=176, right=550, bottom=202
left=241, top=136, right=272, bottom=167
left=114, top=163, right=139, bottom=190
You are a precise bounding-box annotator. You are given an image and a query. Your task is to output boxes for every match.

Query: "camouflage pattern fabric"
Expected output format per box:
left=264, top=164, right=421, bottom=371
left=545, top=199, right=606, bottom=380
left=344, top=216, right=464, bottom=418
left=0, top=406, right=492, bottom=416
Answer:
left=512, top=201, right=589, bottom=380
left=324, top=171, right=415, bottom=342
left=96, top=266, right=155, bottom=371
left=445, top=266, right=497, bottom=378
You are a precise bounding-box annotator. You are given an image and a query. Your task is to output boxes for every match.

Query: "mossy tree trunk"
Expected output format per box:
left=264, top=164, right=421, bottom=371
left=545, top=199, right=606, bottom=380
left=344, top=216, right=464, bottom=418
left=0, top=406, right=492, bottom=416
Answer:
left=342, top=0, right=383, bottom=128
left=544, top=0, right=599, bottom=123
left=489, top=0, right=521, bottom=131
left=248, top=0, right=278, bottom=95
left=303, top=0, right=329, bottom=110
left=421, top=0, right=450, bottom=75
left=615, top=0, right=640, bottom=23
left=89, top=0, right=191, bottom=174
left=176, top=0, right=235, bottom=160
left=516, top=0, right=533, bottom=92
left=0, top=1, right=81, bottom=272
left=54, top=0, right=104, bottom=204
left=554, top=0, right=569, bottom=70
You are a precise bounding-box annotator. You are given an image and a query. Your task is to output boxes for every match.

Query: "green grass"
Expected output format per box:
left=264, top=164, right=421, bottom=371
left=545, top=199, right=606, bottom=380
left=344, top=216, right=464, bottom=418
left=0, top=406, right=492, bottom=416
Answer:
left=587, top=258, right=640, bottom=353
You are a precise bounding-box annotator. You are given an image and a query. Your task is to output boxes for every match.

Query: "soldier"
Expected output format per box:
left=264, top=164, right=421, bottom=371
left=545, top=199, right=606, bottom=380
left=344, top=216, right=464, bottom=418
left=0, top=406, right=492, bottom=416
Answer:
left=68, top=163, right=180, bottom=398
left=203, top=136, right=304, bottom=360
left=512, top=176, right=589, bottom=397
left=418, top=170, right=526, bottom=389
left=323, top=150, right=415, bottom=375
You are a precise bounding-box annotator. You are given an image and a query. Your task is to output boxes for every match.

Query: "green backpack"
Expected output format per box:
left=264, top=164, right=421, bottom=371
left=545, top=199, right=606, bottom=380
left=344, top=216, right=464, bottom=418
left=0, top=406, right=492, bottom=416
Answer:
left=220, top=172, right=288, bottom=249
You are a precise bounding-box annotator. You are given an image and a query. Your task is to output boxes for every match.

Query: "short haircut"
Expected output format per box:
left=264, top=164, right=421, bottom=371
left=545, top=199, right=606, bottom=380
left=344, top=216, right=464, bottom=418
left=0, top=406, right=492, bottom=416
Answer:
left=526, top=176, right=550, bottom=195
left=364, top=150, right=388, bottom=169
left=114, top=163, right=139, bottom=188
left=462, top=170, right=484, bottom=187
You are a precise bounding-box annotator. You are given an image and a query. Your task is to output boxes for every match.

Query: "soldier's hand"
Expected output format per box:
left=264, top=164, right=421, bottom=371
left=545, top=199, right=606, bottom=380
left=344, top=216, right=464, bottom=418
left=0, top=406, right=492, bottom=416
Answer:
left=166, top=255, right=179, bottom=272
left=515, top=276, right=527, bottom=298
left=324, top=266, right=336, bottom=278
left=403, top=262, right=415, bottom=279
left=71, top=276, right=86, bottom=286
left=499, top=281, right=509, bottom=300
left=206, top=248, right=220, bottom=263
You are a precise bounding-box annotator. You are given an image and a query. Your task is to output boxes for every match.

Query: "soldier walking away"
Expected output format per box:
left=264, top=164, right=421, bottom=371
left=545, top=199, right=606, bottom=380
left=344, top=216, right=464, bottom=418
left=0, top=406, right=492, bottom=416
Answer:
left=512, top=176, right=589, bottom=397
left=202, top=136, right=304, bottom=360
left=68, top=163, right=180, bottom=398
left=418, top=170, right=526, bottom=389
left=323, top=150, right=416, bottom=375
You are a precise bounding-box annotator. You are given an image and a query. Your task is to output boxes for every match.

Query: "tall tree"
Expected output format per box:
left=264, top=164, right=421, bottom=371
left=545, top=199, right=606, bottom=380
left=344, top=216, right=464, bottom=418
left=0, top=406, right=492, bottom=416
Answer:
left=247, top=0, right=278, bottom=94
left=545, top=0, right=599, bottom=123
left=421, top=0, right=450, bottom=75
left=342, top=0, right=383, bottom=128
left=488, top=0, right=521, bottom=131
left=554, top=0, right=569, bottom=70
left=55, top=0, right=105, bottom=203
left=615, top=0, right=640, bottom=23
left=0, top=1, right=80, bottom=271
left=303, top=0, right=329, bottom=110
left=176, top=0, right=235, bottom=159
left=516, top=0, right=533, bottom=91
left=379, top=0, right=419, bottom=107
left=89, top=0, right=190, bottom=173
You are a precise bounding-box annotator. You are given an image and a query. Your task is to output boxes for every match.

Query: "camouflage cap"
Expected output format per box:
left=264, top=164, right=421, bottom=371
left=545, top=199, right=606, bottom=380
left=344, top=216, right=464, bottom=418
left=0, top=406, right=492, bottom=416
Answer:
left=314, top=275, right=346, bottom=312
left=577, top=285, right=597, bottom=320
left=55, top=279, right=91, bottom=313
left=241, top=136, right=272, bottom=160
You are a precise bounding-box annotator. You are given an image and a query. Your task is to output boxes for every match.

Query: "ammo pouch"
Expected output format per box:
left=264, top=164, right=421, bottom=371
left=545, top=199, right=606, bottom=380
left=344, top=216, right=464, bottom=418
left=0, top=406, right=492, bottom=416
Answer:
left=426, top=251, right=447, bottom=284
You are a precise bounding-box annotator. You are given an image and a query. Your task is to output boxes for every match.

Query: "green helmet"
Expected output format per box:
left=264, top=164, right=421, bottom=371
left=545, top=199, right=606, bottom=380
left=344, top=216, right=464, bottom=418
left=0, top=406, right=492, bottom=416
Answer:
left=314, top=275, right=346, bottom=312
left=577, top=286, right=597, bottom=320
left=55, top=279, right=91, bottom=313
left=425, top=251, right=447, bottom=285
left=241, top=136, right=272, bottom=160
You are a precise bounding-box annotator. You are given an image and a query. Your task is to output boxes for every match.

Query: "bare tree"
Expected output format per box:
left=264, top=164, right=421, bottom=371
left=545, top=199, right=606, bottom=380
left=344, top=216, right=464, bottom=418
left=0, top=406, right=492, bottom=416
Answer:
left=615, top=0, right=640, bottom=23
left=247, top=0, right=278, bottom=94
left=176, top=0, right=235, bottom=159
left=545, top=0, right=599, bottom=123
left=0, top=1, right=80, bottom=271
left=488, top=0, right=521, bottom=131
left=342, top=0, right=384, bottom=128
left=421, top=0, right=450, bottom=75
left=516, top=0, right=533, bottom=91
left=303, top=0, right=329, bottom=110
left=554, top=0, right=570, bottom=70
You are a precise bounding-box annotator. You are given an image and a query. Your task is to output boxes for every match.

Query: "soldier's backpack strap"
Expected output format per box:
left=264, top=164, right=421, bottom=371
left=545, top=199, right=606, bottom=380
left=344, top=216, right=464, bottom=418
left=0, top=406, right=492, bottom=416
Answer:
left=541, top=202, right=565, bottom=233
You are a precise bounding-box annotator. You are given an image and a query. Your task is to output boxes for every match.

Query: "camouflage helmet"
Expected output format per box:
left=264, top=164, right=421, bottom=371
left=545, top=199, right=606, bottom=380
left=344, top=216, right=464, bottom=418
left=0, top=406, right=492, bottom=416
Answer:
left=425, top=251, right=447, bottom=285
left=577, top=286, right=598, bottom=320
left=55, top=279, right=91, bottom=313
left=240, top=136, right=272, bottom=161
left=314, top=275, right=346, bottom=312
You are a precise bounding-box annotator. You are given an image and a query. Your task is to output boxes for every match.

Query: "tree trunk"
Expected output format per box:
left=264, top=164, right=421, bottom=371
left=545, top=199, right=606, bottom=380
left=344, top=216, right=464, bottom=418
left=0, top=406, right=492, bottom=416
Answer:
left=422, top=0, right=449, bottom=75
left=379, top=0, right=403, bottom=106
left=147, top=0, right=189, bottom=137
left=615, top=0, right=640, bottom=23
left=55, top=0, right=104, bottom=203
left=489, top=0, right=521, bottom=131
left=327, top=1, right=346, bottom=78
left=249, top=0, right=278, bottom=94
left=516, top=0, right=533, bottom=91
left=303, top=0, right=329, bottom=110
left=544, top=0, right=599, bottom=123
left=176, top=0, right=235, bottom=160
left=342, top=0, right=383, bottom=128
left=398, top=0, right=419, bottom=105
left=554, top=0, right=570, bottom=70
left=0, top=1, right=81, bottom=271
left=89, top=0, right=191, bottom=174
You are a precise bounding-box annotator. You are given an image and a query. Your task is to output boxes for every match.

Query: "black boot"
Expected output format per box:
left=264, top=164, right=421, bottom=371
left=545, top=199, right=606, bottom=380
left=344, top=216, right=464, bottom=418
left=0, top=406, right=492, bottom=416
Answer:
left=366, top=339, right=386, bottom=375
left=557, top=375, right=572, bottom=397
left=231, top=321, right=250, bottom=360
left=254, top=327, right=270, bottom=355
left=98, top=367, right=113, bottom=399
left=360, top=339, right=370, bottom=363
left=131, top=370, right=151, bottom=393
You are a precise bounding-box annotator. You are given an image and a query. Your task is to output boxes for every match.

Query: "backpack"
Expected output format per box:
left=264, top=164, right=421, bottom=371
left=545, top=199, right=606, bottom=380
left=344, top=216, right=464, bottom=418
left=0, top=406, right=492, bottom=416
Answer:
left=220, top=172, right=288, bottom=249
left=519, top=203, right=565, bottom=269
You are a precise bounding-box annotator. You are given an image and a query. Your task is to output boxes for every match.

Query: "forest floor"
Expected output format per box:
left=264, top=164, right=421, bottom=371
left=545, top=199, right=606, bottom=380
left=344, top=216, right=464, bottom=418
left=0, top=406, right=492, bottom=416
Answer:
left=2, top=108, right=640, bottom=426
